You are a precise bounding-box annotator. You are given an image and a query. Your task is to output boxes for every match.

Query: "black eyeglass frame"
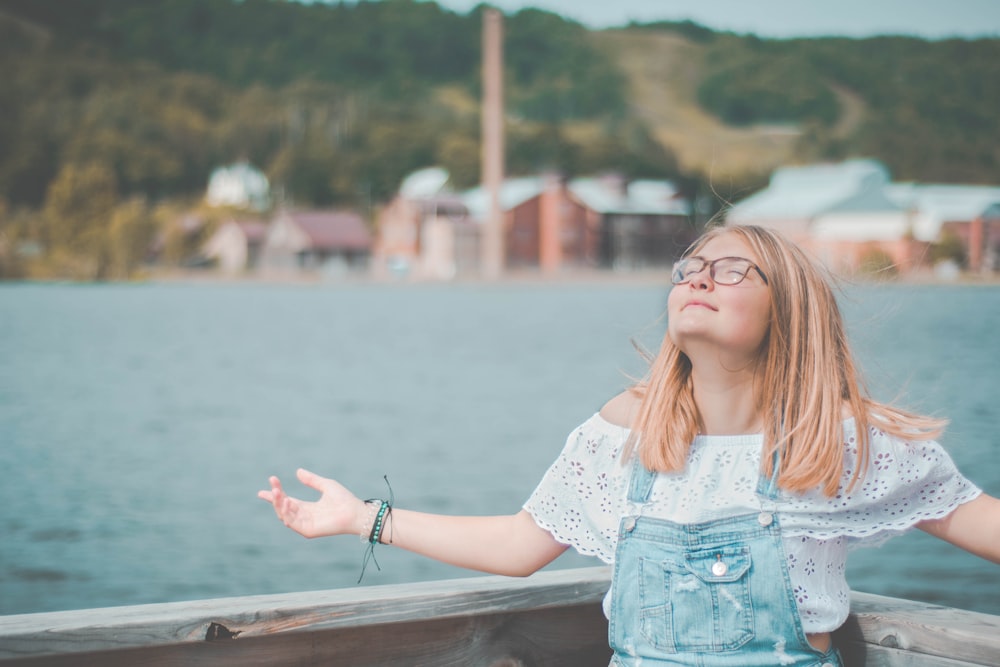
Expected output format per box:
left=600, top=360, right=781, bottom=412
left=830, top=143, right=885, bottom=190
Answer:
left=671, top=256, right=769, bottom=286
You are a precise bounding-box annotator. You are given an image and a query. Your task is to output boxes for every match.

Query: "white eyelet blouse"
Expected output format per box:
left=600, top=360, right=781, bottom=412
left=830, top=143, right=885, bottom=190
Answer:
left=523, top=413, right=981, bottom=633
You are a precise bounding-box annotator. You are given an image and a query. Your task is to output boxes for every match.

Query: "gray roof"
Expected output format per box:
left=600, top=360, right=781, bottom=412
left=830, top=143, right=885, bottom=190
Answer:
left=462, top=177, right=545, bottom=218
left=571, top=178, right=690, bottom=215
left=727, top=159, right=1000, bottom=241
left=460, top=175, right=690, bottom=219
left=727, top=158, right=899, bottom=221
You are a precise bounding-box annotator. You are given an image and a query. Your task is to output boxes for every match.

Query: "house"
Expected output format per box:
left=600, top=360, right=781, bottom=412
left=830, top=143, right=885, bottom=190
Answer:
left=977, top=202, right=1000, bottom=271
left=377, top=168, right=693, bottom=278
left=375, top=167, right=694, bottom=279
left=725, top=159, right=921, bottom=272
left=149, top=212, right=210, bottom=267
left=205, top=162, right=271, bottom=212
left=261, top=209, right=372, bottom=274
left=570, top=175, right=694, bottom=270
left=201, top=219, right=268, bottom=273
left=374, top=168, right=474, bottom=279
left=462, top=174, right=595, bottom=271
left=884, top=184, right=1000, bottom=272
left=726, top=158, right=1000, bottom=274
left=463, top=173, right=693, bottom=272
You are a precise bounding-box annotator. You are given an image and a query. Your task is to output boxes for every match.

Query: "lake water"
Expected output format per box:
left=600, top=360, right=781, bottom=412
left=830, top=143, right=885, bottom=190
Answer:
left=1, top=280, right=998, bottom=617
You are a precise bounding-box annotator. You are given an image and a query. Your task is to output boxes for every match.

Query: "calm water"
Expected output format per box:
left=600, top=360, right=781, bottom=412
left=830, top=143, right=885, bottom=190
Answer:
left=1, top=280, right=998, bottom=617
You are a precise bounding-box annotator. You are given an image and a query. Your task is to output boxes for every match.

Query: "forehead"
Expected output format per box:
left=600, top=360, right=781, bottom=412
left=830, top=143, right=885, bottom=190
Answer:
left=695, top=233, right=758, bottom=262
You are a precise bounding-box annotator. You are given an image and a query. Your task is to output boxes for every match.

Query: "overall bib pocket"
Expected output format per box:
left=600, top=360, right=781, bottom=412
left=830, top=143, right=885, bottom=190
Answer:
left=638, top=545, right=754, bottom=652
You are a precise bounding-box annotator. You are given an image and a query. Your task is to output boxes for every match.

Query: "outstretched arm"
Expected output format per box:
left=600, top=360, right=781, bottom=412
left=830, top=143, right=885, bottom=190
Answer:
left=258, top=468, right=568, bottom=577
left=918, top=492, right=1000, bottom=564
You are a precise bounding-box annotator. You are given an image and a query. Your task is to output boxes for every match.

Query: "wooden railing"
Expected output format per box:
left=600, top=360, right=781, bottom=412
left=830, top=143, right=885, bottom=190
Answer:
left=1, top=567, right=997, bottom=666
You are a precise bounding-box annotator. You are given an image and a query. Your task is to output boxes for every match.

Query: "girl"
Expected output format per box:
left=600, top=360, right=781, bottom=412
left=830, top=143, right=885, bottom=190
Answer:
left=259, top=224, right=1000, bottom=666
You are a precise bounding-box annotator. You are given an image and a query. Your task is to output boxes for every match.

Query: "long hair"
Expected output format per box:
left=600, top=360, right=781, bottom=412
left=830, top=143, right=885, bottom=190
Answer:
left=626, top=224, right=945, bottom=496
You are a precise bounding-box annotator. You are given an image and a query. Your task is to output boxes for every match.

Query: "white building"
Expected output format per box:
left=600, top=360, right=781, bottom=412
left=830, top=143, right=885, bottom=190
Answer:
left=206, top=162, right=272, bottom=212
left=727, top=158, right=1000, bottom=273
left=726, top=159, right=914, bottom=272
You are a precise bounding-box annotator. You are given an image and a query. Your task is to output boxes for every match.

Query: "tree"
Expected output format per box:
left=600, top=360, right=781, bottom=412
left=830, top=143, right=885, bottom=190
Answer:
left=42, top=161, right=118, bottom=278
left=106, top=197, right=156, bottom=279
left=436, top=132, right=480, bottom=189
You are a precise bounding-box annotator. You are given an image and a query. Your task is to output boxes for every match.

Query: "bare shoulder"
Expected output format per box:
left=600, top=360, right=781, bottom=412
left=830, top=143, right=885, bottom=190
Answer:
left=600, top=390, right=641, bottom=429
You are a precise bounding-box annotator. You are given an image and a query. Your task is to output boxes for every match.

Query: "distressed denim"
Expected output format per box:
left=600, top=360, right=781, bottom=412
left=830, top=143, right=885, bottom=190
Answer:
left=608, top=458, right=843, bottom=667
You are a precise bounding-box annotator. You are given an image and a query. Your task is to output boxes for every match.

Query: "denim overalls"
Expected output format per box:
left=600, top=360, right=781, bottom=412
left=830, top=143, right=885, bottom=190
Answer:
left=608, top=457, right=843, bottom=667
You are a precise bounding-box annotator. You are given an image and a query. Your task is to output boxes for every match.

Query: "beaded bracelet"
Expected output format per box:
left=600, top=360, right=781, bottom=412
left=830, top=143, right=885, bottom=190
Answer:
left=368, top=500, right=391, bottom=545
left=357, top=475, right=394, bottom=584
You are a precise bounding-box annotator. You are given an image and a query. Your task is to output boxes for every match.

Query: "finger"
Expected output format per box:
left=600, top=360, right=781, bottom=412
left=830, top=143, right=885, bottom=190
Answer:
left=258, top=490, right=274, bottom=502
left=270, top=486, right=291, bottom=516
left=278, top=497, right=299, bottom=526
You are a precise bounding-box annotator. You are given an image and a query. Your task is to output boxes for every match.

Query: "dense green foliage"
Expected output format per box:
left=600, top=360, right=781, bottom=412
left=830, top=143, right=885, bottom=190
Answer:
left=799, top=36, right=1000, bottom=183
left=0, top=0, right=998, bottom=279
left=697, top=37, right=840, bottom=127
left=703, top=33, right=1000, bottom=183
left=0, top=0, right=656, bottom=277
left=0, top=0, right=639, bottom=207
left=636, top=23, right=1000, bottom=186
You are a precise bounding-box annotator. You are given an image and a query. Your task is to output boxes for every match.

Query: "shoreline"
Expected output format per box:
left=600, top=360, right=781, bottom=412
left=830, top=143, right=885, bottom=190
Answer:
left=5, top=266, right=1000, bottom=288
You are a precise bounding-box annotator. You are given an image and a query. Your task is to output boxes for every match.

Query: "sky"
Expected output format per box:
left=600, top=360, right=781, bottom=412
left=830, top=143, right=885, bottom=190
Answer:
left=423, top=0, right=1000, bottom=39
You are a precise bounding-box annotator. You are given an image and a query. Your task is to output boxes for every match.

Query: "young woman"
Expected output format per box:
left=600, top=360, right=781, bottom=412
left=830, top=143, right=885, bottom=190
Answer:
left=259, top=224, right=1000, bottom=666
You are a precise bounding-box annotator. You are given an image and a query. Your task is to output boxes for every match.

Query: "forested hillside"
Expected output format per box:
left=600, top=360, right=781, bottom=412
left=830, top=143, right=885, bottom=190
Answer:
left=1, top=0, right=998, bottom=279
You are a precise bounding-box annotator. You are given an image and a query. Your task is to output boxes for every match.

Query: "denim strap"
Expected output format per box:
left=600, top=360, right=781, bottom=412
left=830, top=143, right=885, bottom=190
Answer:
left=626, top=456, right=658, bottom=503
left=755, top=449, right=782, bottom=501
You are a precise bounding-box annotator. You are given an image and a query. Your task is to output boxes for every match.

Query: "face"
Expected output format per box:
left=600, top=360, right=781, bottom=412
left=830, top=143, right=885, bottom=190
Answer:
left=667, top=233, right=771, bottom=364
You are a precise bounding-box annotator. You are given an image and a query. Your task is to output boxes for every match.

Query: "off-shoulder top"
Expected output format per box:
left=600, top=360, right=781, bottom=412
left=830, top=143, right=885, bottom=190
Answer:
left=523, top=413, right=981, bottom=633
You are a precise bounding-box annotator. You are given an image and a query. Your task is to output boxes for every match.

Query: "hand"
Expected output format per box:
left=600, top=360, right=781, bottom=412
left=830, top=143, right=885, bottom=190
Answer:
left=257, top=468, right=367, bottom=539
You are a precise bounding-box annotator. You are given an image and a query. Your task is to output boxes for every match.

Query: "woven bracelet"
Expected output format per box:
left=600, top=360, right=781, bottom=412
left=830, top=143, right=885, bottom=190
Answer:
left=368, top=500, right=390, bottom=545
left=357, top=475, right=394, bottom=584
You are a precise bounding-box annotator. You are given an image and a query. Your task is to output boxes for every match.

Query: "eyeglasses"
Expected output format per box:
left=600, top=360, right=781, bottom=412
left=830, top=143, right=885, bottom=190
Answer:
left=671, top=256, right=768, bottom=286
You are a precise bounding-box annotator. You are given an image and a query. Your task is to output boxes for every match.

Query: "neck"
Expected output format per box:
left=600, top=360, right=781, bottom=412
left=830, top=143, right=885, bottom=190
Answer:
left=689, top=358, right=761, bottom=436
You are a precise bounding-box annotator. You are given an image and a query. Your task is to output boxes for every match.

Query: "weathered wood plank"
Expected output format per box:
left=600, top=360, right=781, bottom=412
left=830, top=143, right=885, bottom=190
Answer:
left=2, top=567, right=999, bottom=667
left=0, top=567, right=613, bottom=663
left=835, top=640, right=996, bottom=667
left=837, top=591, right=1000, bottom=666
left=0, top=605, right=612, bottom=667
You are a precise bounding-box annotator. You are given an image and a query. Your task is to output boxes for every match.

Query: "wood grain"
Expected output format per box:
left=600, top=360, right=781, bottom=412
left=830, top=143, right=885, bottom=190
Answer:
left=2, top=568, right=998, bottom=666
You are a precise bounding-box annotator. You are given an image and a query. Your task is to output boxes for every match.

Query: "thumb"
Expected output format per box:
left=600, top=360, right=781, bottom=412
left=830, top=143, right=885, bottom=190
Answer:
left=296, top=467, right=328, bottom=493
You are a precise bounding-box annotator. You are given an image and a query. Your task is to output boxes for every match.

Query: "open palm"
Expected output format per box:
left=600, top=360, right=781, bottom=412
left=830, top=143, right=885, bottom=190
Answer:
left=258, top=468, right=364, bottom=539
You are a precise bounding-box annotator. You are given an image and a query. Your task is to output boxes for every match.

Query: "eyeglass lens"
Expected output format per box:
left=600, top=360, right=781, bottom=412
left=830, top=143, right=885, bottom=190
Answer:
left=673, top=257, right=755, bottom=285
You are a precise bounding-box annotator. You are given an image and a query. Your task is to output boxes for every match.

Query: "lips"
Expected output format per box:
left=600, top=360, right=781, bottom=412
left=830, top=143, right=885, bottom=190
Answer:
left=683, top=300, right=717, bottom=311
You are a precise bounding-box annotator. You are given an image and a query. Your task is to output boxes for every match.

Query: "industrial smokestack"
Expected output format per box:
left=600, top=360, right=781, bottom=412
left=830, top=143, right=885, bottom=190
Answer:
left=481, top=8, right=504, bottom=278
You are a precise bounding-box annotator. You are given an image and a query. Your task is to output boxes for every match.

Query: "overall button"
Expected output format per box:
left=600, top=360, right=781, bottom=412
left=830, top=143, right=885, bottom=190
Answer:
left=623, top=517, right=637, bottom=532
left=757, top=512, right=774, bottom=526
left=711, top=558, right=728, bottom=576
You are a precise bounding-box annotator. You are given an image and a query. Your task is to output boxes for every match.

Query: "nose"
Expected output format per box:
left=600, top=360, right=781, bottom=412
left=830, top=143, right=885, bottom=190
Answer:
left=687, top=266, right=713, bottom=290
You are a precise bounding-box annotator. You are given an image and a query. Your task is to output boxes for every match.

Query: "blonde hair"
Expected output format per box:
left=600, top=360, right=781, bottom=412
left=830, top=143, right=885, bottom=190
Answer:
left=627, top=224, right=945, bottom=496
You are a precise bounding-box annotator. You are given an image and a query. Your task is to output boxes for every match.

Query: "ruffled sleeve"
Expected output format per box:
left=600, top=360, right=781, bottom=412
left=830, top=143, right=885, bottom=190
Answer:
left=523, top=413, right=631, bottom=563
left=780, top=422, right=982, bottom=548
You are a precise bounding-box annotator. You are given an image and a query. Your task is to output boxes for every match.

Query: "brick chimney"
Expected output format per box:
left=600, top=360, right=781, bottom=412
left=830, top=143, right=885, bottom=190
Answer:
left=969, top=215, right=983, bottom=273
left=481, top=9, right=504, bottom=278
left=539, top=173, right=565, bottom=272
